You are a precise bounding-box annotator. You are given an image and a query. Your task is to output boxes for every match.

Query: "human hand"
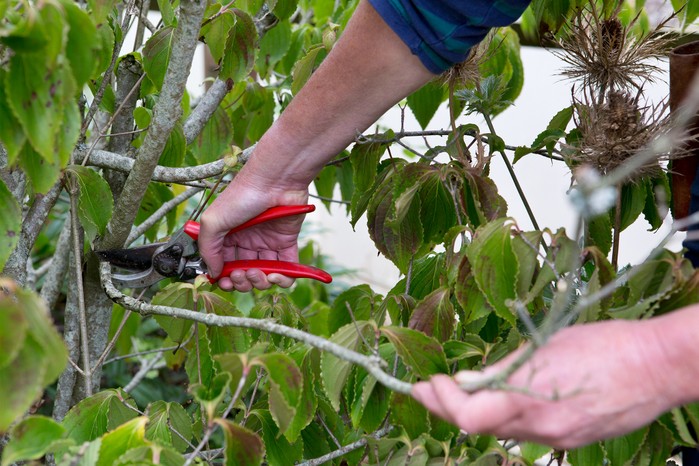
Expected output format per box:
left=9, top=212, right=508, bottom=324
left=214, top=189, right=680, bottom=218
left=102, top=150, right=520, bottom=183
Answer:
left=198, top=174, right=310, bottom=292
left=412, top=320, right=676, bottom=449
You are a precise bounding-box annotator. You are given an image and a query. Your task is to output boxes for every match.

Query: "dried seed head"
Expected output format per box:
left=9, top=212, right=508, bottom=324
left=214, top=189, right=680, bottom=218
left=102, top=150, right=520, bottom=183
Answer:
left=568, top=89, right=679, bottom=180
left=553, top=2, right=674, bottom=94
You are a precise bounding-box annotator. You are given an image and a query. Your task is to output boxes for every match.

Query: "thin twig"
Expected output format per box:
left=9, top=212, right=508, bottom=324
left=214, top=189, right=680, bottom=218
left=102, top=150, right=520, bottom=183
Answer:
left=183, top=368, right=249, bottom=466
left=68, top=177, right=92, bottom=396
left=100, top=262, right=412, bottom=394
left=104, top=344, right=185, bottom=365
left=92, top=310, right=132, bottom=371
left=483, top=113, right=543, bottom=234
left=123, top=353, right=163, bottom=393
left=297, top=425, right=394, bottom=466
left=127, top=187, right=203, bottom=245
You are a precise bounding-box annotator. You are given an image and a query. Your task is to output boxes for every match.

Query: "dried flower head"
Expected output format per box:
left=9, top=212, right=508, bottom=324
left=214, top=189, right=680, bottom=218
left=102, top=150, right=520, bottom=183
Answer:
left=553, top=2, right=674, bottom=94
left=569, top=88, right=681, bottom=180
left=440, top=30, right=495, bottom=87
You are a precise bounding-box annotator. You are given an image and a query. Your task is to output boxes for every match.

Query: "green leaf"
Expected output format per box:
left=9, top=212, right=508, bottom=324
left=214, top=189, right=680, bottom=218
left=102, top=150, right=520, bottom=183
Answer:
left=0, top=336, right=46, bottom=433
left=5, top=54, right=75, bottom=162
left=603, top=426, right=648, bottom=466
left=643, top=174, right=670, bottom=231
left=588, top=212, right=613, bottom=256
left=249, top=409, right=302, bottom=465
left=407, top=81, right=445, bottom=129
left=2, top=415, right=66, bottom=466
left=380, top=326, right=449, bottom=378
left=268, top=0, right=297, bottom=20
left=159, top=124, right=186, bottom=167
left=478, top=28, right=523, bottom=114
left=329, top=284, right=381, bottom=335
left=60, top=0, right=98, bottom=87
left=291, top=44, right=323, bottom=94
left=390, top=393, right=429, bottom=439
left=618, top=182, right=647, bottom=232
left=350, top=140, right=387, bottom=225
left=145, top=401, right=192, bottom=453
left=152, top=284, right=195, bottom=344
left=0, top=291, right=27, bottom=369
left=0, top=70, right=27, bottom=163
left=66, top=165, right=114, bottom=242
left=63, top=390, right=138, bottom=443
left=321, top=321, right=375, bottom=410
left=453, top=254, right=492, bottom=325
left=519, top=442, right=551, bottom=463
left=313, top=165, right=337, bottom=211
left=460, top=170, right=508, bottom=228
left=185, top=324, right=215, bottom=387
left=57, top=101, right=81, bottom=166
left=567, top=442, right=605, bottom=466
left=511, top=231, right=544, bottom=298
left=201, top=10, right=236, bottom=64
left=220, top=9, right=257, bottom=83
left=408, top=287, right=455, bottom=342
left=214, top=419, right=264, bottom=466
left=143, top=27, right=175, bottom=89
left=190, top=106, right=233, bottom=164
left=466, top=219, right=518, bottom=325
left=18, top=143, right=61, bottom=194
left=256, top=19, right=292, bottom=77
left=284, top=349, right=318, bottom=443
left=157, top=0, right=177, bottom=26
left=250, top=353, right=302, bottom=436
left=15, top=286, right=68, bottom=386
left=673, top=0, right=699, bottom=27
left=368, top=163, right=424, bottom=273
left=96, top=417, right=149, bottom=466
left=0, top=179, right=21, bottom=272
left=86, top=0, right=117, bottom=24
left=192, top=372, right=231, bottom=421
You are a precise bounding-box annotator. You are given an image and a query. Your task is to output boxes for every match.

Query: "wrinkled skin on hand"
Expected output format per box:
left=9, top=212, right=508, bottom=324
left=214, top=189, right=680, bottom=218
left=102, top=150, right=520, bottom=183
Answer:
left=198, top=175, right=309, bottom=292
left=412, top=319, right=679, bottom=449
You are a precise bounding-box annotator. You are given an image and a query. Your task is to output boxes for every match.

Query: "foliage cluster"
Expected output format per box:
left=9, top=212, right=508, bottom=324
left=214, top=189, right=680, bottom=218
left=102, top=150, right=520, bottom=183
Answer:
left=1, top=0, right=699, bottom=464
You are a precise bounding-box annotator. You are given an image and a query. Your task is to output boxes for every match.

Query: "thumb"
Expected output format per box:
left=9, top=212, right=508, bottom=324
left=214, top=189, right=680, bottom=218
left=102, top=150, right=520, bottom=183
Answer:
left=197, top=213, right=229, bottom=279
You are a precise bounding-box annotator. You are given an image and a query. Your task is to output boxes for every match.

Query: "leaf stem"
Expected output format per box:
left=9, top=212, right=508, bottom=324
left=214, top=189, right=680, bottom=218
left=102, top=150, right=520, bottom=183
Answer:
left=482, top=113, right=542, bottom=234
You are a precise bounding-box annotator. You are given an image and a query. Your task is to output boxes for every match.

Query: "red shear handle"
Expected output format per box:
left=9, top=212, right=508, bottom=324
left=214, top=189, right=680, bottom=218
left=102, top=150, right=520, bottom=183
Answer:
left=210, top=260, right=332, bottom=284
left=183, top=205, right=316, bottom=240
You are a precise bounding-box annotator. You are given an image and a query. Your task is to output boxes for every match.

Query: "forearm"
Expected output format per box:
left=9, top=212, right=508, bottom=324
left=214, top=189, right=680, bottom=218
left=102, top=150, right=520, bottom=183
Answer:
left=237, top=0, right=435, bottom=192
left=644, top=305, right=699, bottom=407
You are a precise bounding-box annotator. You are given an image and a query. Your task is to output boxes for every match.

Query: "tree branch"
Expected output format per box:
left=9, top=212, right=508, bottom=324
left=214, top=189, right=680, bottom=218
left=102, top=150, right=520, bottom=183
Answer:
left=183, top=79, right=232, bottom=144
left=3, top=180, right=64, bottom=285
left=127, top=187, right=203, bottom=245
left=102, top=0, right=207, bottom=250
left=99, top=262, right=412, bottom=394
left=40, top=219, right=71, bottom=310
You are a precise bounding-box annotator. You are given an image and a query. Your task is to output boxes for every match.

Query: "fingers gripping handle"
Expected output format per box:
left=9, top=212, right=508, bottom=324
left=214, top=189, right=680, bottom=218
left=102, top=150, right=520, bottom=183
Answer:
left=215, top=260, right=332, bottom=284
left=182, top=205, right=316, bottom=240
left=183, top=205, right=332, bottom=284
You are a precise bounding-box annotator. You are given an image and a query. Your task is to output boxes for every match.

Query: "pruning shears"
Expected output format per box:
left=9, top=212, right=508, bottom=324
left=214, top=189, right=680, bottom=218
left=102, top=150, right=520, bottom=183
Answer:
left=97, top=205, right=333, bottom=288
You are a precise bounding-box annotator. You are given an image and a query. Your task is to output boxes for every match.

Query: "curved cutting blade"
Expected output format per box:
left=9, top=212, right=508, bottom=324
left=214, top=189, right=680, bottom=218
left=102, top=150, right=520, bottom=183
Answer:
left=95, top=243, right=165, bottom=271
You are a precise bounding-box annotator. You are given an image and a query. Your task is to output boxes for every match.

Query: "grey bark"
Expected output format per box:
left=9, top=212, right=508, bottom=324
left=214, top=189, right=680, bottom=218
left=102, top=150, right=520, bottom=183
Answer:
left=40, top=219, right=71, bottom=311
left=3, top=181, right=64, bottom=285
left=61, top=0, right=209, bottom=406
left=105, top=55, right=144, bottom=200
